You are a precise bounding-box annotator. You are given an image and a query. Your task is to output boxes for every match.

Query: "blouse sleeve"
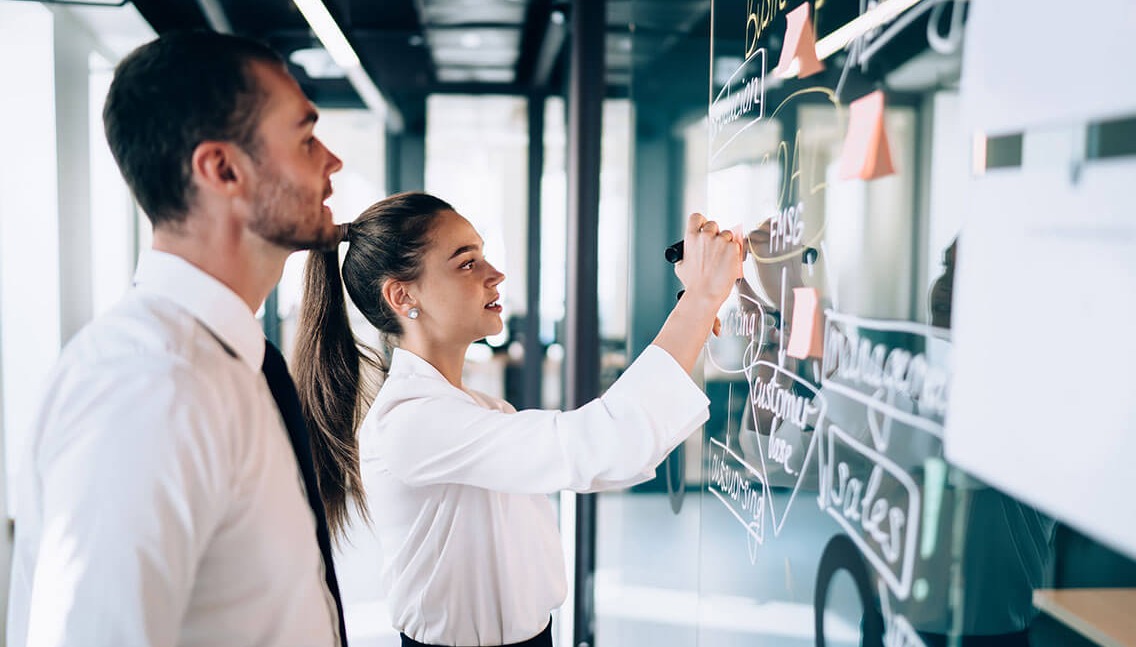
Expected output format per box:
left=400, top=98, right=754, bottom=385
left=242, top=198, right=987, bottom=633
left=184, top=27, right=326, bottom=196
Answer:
left=369, top=345, right=709, bottom=493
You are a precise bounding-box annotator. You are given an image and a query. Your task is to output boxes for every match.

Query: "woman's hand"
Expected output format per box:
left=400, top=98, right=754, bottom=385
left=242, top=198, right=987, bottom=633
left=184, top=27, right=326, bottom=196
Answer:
left=651, top=213, right=745, bottom=375
left=675, top=213, right=744, bottom=308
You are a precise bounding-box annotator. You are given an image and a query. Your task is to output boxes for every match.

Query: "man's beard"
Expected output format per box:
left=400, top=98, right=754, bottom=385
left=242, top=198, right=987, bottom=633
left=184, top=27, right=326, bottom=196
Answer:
left=248, top=164, right=340, bottom=252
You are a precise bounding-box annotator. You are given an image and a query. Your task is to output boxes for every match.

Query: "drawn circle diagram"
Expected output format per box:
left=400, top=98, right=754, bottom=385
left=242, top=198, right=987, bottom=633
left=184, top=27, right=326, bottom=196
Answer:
left=815, top=534, right=884, bottom=647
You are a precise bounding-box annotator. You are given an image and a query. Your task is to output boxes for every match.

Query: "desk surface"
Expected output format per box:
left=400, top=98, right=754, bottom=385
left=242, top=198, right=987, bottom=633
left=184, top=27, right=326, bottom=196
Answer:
left=1033, top=588, right=1136, bottom=647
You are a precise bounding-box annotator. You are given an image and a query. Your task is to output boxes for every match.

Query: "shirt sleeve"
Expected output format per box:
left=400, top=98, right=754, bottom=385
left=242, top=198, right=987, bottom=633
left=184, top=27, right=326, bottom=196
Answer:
left=373, top=345, right=709, bottom=493
left=24, top=357, right=232, bottom=647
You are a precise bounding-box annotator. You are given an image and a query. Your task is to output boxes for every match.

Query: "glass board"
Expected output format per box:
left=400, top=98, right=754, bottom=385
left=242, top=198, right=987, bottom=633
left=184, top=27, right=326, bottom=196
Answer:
left=595, top=2, right=1059, bottom=645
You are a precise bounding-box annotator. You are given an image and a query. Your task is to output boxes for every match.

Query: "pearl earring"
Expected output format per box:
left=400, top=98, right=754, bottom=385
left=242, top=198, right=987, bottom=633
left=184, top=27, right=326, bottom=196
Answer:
left=407, top=307, right=420, bottom=320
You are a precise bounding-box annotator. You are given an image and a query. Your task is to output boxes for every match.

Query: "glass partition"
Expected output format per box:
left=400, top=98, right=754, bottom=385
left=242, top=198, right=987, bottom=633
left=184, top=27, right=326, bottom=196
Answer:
left=602, top=1, right=1061, bottom=645
left=594, top=1, right=713, bottom=645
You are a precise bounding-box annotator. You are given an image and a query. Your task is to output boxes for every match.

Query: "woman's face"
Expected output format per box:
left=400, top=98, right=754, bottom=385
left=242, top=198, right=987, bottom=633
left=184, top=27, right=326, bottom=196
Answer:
left=408, top=210, right=506, bottom=345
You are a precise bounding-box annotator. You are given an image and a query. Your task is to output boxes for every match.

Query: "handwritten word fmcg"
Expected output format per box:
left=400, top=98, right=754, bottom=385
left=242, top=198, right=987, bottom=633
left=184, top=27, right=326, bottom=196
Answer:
left=768, top=201, right=805, bottom=253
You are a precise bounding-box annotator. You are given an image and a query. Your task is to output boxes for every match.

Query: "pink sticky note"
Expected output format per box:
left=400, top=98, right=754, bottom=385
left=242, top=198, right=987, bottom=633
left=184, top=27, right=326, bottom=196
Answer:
left=774, top=3, right=825, bottom=79
left=786, top=287, right=824, bottom=359
left=838, top=90, right=896, bottom=181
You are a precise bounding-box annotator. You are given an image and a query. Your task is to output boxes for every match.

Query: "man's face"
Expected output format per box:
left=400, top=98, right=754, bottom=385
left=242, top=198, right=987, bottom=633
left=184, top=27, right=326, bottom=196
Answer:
left=244, top=61, right=343, bottom=251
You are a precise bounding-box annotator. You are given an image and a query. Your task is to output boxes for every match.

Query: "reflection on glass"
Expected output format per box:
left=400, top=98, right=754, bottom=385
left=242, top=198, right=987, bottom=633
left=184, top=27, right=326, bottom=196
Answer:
left=598, top=1, right=1066, bottom=646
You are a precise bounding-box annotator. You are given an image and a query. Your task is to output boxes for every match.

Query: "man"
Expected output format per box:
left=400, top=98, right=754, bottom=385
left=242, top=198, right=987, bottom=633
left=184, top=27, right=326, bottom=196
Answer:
left=7, top=31, right=346, bottom=646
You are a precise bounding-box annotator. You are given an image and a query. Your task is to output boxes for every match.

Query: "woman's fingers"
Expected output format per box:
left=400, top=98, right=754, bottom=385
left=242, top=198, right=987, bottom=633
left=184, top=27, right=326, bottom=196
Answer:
left=687, top=212, right=707, bottom=236
left=676, top=213, right=745, bottom=308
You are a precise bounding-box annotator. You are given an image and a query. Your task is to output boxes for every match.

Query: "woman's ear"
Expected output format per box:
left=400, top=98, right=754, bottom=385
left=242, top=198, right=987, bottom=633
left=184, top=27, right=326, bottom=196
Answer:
left=382, top=279, right=417, bottom=317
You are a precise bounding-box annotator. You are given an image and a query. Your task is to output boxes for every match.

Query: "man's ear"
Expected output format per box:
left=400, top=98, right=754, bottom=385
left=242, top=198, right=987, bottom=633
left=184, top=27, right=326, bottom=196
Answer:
left=382, top=279, right=417, bottom=317
left=190, top=141, right=248, bottom=196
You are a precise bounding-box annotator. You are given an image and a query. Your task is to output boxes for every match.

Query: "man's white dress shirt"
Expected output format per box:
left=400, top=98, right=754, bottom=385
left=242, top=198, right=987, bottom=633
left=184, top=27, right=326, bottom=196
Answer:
left=361, top=345, right=710, bottom=646
left=7, top=251, right=338, bottom=647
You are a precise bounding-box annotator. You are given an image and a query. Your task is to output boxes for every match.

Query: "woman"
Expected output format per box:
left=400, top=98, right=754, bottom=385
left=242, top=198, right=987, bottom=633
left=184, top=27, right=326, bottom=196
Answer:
left=294, top=192, right=742, bottom=647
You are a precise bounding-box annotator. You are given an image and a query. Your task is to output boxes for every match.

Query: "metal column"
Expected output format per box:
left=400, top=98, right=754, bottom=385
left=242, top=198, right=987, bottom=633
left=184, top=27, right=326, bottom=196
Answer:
left=55, top=20, right=93, bottom=345
left=565, top=0, right=604, bottom=645
left=522, top=93, right=546, bottom=410
left=386, top=98, right=427, bottom=195
left=628, top=110, right=684, bottom=359
left=385, top=127, right=426, bottom=194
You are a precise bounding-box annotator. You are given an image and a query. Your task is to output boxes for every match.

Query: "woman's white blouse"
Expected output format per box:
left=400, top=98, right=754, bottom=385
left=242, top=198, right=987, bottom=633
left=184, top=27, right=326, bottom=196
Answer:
left=360, top=345, right=709, bottom=646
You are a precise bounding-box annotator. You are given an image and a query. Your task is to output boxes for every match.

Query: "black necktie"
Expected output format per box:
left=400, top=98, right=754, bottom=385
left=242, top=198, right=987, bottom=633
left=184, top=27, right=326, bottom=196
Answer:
left=261, top=340, right=349, bottom=647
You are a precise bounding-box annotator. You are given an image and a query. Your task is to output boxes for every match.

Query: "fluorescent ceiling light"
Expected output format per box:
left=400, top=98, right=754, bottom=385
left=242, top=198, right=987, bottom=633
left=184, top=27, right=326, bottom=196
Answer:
left=292, top=0, right=391, bottom=121
left=460, top=33, right=482, bottom=49
left=289, top=47, right=346, bottom=79
left=292, top=0, right=359, bottom=68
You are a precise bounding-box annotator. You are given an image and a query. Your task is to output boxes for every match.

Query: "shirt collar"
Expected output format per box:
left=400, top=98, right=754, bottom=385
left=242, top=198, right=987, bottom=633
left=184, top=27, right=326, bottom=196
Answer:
left=389, top=347, right=447, bottom=381
left=133, top=250, right=266, bottom=372
left=388, top=348, right=505, bottom=411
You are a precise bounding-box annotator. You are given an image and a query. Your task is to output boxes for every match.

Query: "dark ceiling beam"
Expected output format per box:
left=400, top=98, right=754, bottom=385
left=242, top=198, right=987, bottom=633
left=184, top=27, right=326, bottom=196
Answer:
left=427, top=82, right=521, bottom=95
left=131, top=0, right=211, bottom=33
left=513, top=0, right=550, bottom=87
left=267, top=27, right=415, bottom=39
left=422, top=81, right=629, bottom=100
left=424, top=22, right=531, bottom=31
left=632, top=11, right=712, bottom=128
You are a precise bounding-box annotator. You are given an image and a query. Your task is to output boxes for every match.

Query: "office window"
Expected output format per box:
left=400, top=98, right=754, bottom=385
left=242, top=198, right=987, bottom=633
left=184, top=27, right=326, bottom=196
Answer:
left=0, top=2, right=62, bottom=516
left=275, top=108, right=387, bottom=360
left=89, top=51, right=137, bottom=317
left=0, top=1, right=152, bottom=516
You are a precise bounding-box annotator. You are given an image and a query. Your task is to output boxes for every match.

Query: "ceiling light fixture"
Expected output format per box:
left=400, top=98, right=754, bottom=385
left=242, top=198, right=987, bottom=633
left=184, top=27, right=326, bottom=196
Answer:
left=291, top=0, right=393, bottom=123
left=292, top=0, right=358, bottom=67
left=289, top=47, right=346, bottom=79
